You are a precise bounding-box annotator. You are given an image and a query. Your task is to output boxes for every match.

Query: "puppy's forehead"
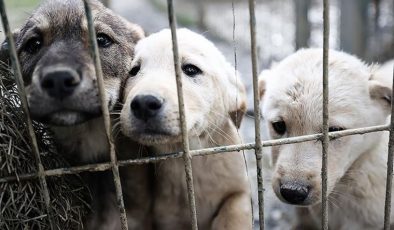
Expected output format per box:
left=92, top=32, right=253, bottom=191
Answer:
left=29, top=0, right=85, bottom=31
left=264, top=49, right=371, bottom=123
left=20, top=0, right=127, bottom=40
left=136, top=29, right=222, bottom=64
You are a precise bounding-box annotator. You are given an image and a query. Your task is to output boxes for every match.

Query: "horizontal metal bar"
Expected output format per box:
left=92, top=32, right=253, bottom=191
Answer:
left=0, top=163, right=112, bottom=182
left=193, top=123, right=390, bottom=156
left=0, top=124, right=389, bottom=184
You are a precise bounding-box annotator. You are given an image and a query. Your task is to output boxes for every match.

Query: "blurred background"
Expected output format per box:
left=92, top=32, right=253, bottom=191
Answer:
left=1, top=0, right=393, bottom=229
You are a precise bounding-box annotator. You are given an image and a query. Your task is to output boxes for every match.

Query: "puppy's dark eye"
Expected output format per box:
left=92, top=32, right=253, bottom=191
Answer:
left=328, top=126, right=345, bottom=132
left=23, top=37, right=42, bottom=54
left=182, top=64, right=202, bottom=77
left=272, top=121, right=286, bottom=135
left=97, top=33, right=113, bottom=48
left=129, top=65, right=140, bottom=77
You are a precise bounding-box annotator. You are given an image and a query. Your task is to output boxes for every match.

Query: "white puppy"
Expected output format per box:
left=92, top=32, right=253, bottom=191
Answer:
left=259, top=48, right=394, bottom=229
left=120, top=28, right=252, bottom=230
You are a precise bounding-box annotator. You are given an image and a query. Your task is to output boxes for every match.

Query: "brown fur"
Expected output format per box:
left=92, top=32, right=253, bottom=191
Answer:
left=1, top=1, right=149, bottom=229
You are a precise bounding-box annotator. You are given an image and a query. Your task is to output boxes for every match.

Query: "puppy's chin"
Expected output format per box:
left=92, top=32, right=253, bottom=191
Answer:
left=33, top=110, right=101, bottom=126
left=124, top=128, right=182, bottom=146
left=136, top=134, right=182, bottom=146
left=278, top=196, right=320, bottom=207
left=121, top=115, right=203, bottom=146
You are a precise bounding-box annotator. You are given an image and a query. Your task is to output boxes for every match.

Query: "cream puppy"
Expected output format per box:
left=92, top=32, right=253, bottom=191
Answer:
left=259, top=49, right=394, bottom=229
left=120, top=28, right=252, bottom=230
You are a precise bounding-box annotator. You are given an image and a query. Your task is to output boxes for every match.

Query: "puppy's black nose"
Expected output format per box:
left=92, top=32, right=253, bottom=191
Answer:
left=131, top=95, right=163, bottom=121
left=41, top=69, right=80, bottom=100
left=280, top=182, right=309, bottom=205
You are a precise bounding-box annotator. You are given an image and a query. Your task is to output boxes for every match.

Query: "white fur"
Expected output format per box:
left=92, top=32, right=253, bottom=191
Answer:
left=375, top=60, right=394, bottom=87
left=259, top=48, right=394, bottom=229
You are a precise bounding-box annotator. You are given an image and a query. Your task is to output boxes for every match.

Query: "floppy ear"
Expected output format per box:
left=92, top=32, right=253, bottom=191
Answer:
left=123, top=20, right=145, bottom=42
left=369, top=80, right=392, bottom=113
left=223, top=62, right=247, bottom=129
left=0, top=29, right=19, bottom=64
left=0, top=39, right=9, bottom=63
left=369, top=64, right=393, bottom=115
left=0, top=30, right=20, bottom=90
left=258, top=70, right=272, bottom=102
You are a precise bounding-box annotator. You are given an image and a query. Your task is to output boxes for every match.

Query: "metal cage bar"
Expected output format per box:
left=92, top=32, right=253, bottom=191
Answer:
left=166, top=0, right=199, bottom=229
left=248, top=0, right=265, bottom=229
left=0, top=1, right=54, bottom=229
left=0, top=124, right=390, bottom=184
left=82, top=1, right=128, bottom=229
left=384, top=66, right=394, bottom=230
left=321, top=0, right=330, bottom=229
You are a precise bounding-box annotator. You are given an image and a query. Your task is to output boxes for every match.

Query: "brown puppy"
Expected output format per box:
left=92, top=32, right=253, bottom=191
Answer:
left=120, top=28, right=252, bottom=230
left=1, top=0, right=148, bottom=229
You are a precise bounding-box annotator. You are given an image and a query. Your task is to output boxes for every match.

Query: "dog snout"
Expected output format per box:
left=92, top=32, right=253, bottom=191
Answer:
left=280, top=181, right=309, bottom=205
left=131, top=95, right=163, bottom=121
left=40, top=68, right=80, bottom=100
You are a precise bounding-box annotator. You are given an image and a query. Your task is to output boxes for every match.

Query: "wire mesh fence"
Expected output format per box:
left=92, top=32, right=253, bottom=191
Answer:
left=0, top=0, right=393, bottom=230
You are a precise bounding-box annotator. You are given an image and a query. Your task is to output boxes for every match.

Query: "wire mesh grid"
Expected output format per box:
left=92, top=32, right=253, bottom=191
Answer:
left=0, top=0, right=393, bottom=230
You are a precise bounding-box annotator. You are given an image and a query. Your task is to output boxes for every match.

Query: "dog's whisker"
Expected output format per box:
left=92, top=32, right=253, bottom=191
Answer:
left=111, top=121, right=123, bottom=140
left=205, top=124, right=232, bottom=143
left=205, top=129, right=220, bottom=146
left=329, top=190, right=353, bottom=204
left=112, top=121, right=121, bottom=131
left=206, top=120, right=233, bottom=142
left=327, top=196, right=341, bottom=210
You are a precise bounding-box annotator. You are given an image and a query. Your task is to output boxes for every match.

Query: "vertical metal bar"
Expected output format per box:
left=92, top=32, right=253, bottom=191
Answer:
left=248, top=0, right=264, bottom=229
left=0, top=1, right=54, bottom=229
left=321, top=0, right=330, bottom=229
left=383, top=65, right=394, bottom=230
left=82, top=1, right=128, bottom=229
left=166, top=0, right=198, bottom=229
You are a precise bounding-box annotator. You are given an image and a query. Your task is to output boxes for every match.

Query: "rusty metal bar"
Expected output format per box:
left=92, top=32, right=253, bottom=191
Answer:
left=82, top=1, right=128, bottom=229
left=0, top=124, right=390, bottom=184
left=0, top=162, right=112, bottom=183
left=384, top=65, right=394, bottom=229
left=248, top=0, right=264, bottom=229
left=321, top=0, right=330, bottom=229
left=0, top=1, right=54, bottom=229
left=166, top=0, right=199, bottom=229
